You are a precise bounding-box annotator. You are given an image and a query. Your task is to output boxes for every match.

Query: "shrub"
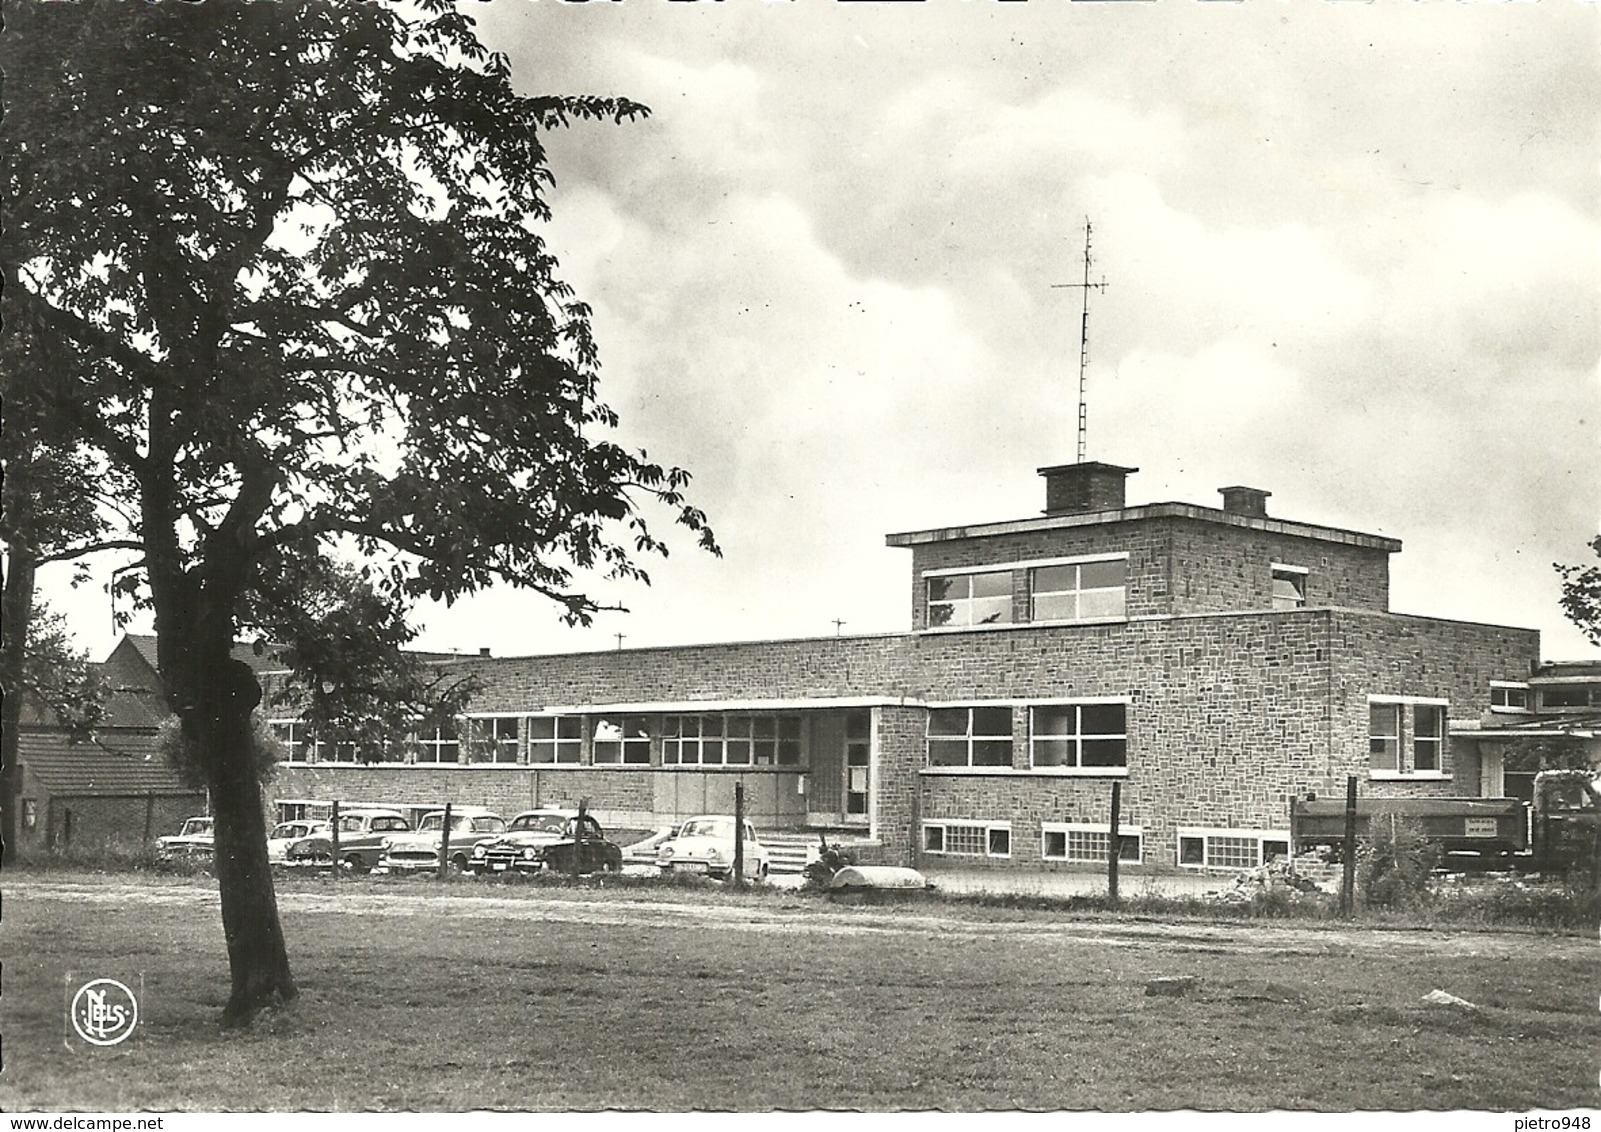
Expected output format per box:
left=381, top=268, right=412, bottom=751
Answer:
left=1357, top=811, right=1440, bottom=909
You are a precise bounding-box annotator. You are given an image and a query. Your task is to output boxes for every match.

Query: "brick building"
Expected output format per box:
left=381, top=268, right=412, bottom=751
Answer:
left=13, top=635, right=206, bottom=854
left=264, top=461, right=1547, bottom=875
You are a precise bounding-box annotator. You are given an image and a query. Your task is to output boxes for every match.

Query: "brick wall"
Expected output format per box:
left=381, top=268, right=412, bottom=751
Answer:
left=37, top=792, right=205, bottom=852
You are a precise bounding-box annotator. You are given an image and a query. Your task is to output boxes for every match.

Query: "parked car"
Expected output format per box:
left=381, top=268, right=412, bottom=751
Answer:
left=282, top=809, right=411, bottom=873
left=467, top=809, right=623, bottom=875
left=655, top=815, right=770, bottom=881
left=157, top=816, right=215, bottom=861
left=379, top=807, right=507, bottom=873
left=623, top=824, right=681, bottom=865
left=266, top=819, right=332, bottom=864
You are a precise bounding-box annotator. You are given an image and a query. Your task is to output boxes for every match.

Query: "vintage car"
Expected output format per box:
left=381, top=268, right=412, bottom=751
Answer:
left=467, top=809, right=623, bottom=875
left=623, top=824, right=681, bottom=865
left=283, top=809, right=411, bottom=872
left=156, top=816, right=215, bottom=861
left=266, top=819, right=332, bottom=864
left=655, top=815, right=771, bottom=881
left=378, top=807, right=507, bottom=874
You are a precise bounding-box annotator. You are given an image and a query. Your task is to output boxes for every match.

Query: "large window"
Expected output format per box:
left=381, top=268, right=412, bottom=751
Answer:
left=662, top=714, right=803, bottom=766
left=1542, top=687, right=1596, bottom=710
left=527, top=715, right=582, bottom=764
left=271, top=720, right=309, bottom=762
left=1271, top=564, right=1308, bottom=610
left=1042, top=822, right=1143, bottom=864
left=593, top=716, right=652, bottom=765
left=926, top=571, right=1012, bottom=628
left=413, top=722, right=460, bottom=764
left=1029, top=557, right=1126, bottom=622
left=927, top=706, right=1013, bottom=768
left=923, top=820, right=1010, bottom=858
left=1369, top=697, right=1448, bottom=776
left=1029, top=702, right=1128, bottom=769
left=1177, top=828, right=1290, bottom=870
left=1489, top=683, right=1530, bottom=713
left=1368, top=703, right=1401, bottom=772
left=467, top=717, right=521, bottom=764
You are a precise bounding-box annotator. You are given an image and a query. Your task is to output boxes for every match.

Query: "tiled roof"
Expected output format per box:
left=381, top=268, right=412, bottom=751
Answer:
left=119, top=633, right=291, bottom=676
left=18, top=730, right=199, bottom=797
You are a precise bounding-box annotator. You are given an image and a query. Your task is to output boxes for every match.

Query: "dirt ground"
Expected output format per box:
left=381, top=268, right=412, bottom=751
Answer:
left=4, top=873, right=1598, bottom=1112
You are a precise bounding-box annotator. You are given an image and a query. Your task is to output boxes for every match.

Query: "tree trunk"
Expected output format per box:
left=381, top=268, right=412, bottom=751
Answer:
left=178, top=643, right=298, bottom=1025
left=0, top=547, right=38, bottom=866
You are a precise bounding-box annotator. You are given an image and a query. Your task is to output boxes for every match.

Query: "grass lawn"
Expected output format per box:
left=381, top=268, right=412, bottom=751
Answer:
left=2, top=870, right=1597, bottom=1111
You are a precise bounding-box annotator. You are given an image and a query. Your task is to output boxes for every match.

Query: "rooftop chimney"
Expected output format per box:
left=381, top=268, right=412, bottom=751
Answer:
left=1218, top=486, right=1271, bottom=518
left=1038, top=462, right=1138, bottom=516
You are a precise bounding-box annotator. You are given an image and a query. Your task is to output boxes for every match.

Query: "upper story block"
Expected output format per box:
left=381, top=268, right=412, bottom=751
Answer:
left=885, top=462, right=1401, bottom=632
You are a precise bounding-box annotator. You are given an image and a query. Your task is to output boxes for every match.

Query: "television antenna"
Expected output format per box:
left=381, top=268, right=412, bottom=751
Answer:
left=1050, top=218, right=1108, bottom=464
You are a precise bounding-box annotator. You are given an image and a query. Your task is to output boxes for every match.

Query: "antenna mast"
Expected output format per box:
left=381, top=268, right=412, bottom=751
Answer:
left=1051, top=218, right=1108, bottom=464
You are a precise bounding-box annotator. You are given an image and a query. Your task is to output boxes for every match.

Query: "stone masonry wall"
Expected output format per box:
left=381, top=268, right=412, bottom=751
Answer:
left=902, top=514, right=1391, bottom=631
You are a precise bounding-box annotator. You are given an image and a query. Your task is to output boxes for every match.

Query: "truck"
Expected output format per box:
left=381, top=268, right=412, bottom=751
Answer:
left=1290, top=768, right=1600, bottom=872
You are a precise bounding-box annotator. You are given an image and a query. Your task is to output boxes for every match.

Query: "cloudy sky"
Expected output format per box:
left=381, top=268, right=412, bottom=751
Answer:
left=45, top=0, right=1601, bottom=663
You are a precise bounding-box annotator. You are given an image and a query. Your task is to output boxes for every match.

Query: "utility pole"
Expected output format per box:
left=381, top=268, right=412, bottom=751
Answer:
left=1050, top=218, right=1108, bottom=464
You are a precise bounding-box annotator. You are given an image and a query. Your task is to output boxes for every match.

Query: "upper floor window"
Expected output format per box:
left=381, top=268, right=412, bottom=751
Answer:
left=661, top=714, right=804, bottom=766
left=1030, top=702, right=1128, bottom=769
left=927, top=706, right=1013, bottom=768
left=271, top=720, right=309, bottom=762
left=527, top=715, right=582, bottom=764
left=1271, top=563, right=1308, bottom=610
left=467, top=717, right=521, bottom=764
left=593, top=716, right=652, bottom=765
left=1489, top=683, right=1530, bottom=712
left=1369, top=697, right=1447, bottom=776
left=1541, top=686, right=1597, bottom=710
left=926, top=571, right=1012, bottom=628
left=413, top=722, right=460, bottom=764
left=1029, top=558, right=1126, bottom=622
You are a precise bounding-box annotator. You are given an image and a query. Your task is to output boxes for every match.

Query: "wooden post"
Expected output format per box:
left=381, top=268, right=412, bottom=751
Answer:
left=733, top=780, right=746, bottom=888
left=330, top=799, right=341, bottom=878
left=1340, top=775, right=1357, bottom=917
left=573, top=799, right=587, bottom=878
left=437, top=802, right=453, bottom=880
left=1107, top=780, right=1122, bottom=905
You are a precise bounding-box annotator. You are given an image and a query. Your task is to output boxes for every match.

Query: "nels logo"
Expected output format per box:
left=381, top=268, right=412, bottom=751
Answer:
left=69, top=978, right=139, bottom=1047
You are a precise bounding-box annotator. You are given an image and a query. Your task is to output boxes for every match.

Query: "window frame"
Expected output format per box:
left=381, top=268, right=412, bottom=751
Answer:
left=662, top=713, right=804, bottom=767
left=1488, top=682, right=1531, bottom=714
left=412, top=721, right=462, bottom=765
left=1175, top=827, right=1291, bottom=871
left=924, top=570, right=1014, bottom=629
left=1028, top=555, right=1128, bottom=624
left=922, top=820, right=1011, bottom=859
left=466, top=716, right=522, bottom=765
left=1028, top=700, right=1129, bottom=773
left=926, top=705, right=1014, bottom=769
left=525, top=714, right=583, bottom=765
left=592, top=715, right=653, bottom=765
left=1270, top=562, right=1308, bottom=610
left=1367, top=694, right=1449, bottom=780
left=1041, top=822, right=1143, bottom=865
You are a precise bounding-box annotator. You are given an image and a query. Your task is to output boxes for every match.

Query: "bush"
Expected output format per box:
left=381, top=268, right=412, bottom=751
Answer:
left=1357, top=812, right=1439, bottom=909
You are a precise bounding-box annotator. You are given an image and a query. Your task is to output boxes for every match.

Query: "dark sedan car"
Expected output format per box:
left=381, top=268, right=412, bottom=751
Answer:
left=467, top=810, right=623, bottom=875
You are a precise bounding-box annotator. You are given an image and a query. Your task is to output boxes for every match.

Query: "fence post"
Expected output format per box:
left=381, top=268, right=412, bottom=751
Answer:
left=733, top=781, right=746, bottom=889
left=331, top=799, right=342, bottom=879
left=573, top=798, right=587, bottom=879
left=1107, top=780, right=1122, bottom=905
left=1340, top=775, right=1357, bottom=917
left=437, top=802, right=454, bottom=881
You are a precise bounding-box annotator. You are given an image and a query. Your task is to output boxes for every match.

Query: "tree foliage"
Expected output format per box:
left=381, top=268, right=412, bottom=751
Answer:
left=1556, top=536, right=1601, bottom=649
left=3, top=0, right=714, bottom=1021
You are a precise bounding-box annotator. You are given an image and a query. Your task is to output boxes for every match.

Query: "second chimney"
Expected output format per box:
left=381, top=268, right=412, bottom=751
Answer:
left=1218, top=485, right=1271, bottom=518
left=1038, top=462, right=1138, bottom=515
